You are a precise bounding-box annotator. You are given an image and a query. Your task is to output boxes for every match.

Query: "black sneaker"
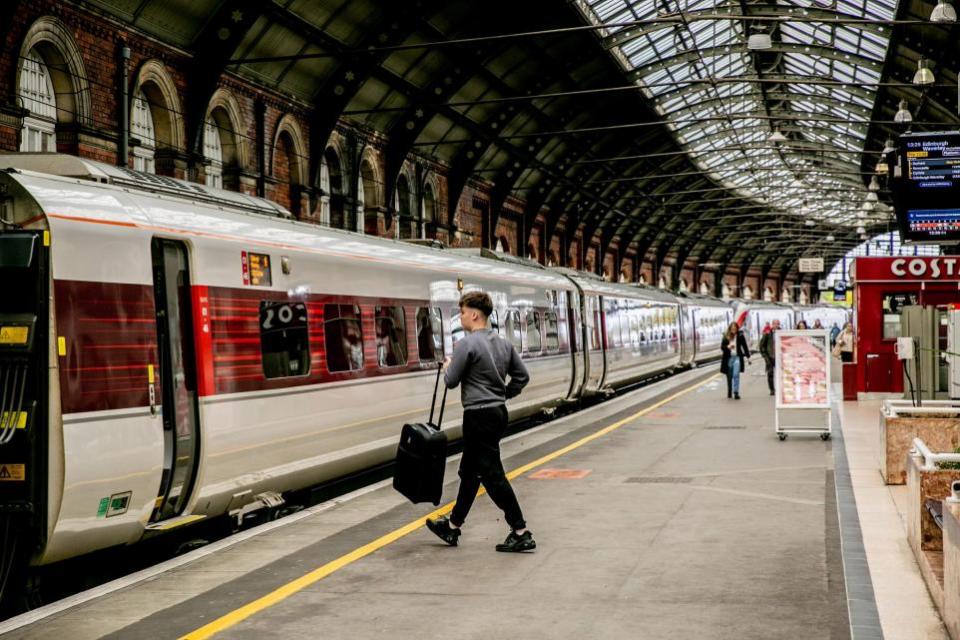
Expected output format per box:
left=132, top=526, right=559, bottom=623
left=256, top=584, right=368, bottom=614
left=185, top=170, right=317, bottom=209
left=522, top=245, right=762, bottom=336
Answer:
left=425, top=516, right=461, bottom=546
left=496, top=530, right=536, bottom=553
left=734, top=393, right=740, bottom=400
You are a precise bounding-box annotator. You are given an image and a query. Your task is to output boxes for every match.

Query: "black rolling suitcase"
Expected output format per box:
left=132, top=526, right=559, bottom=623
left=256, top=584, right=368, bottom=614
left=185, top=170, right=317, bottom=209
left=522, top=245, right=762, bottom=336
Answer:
left=393, top=365, right=449, bottom=505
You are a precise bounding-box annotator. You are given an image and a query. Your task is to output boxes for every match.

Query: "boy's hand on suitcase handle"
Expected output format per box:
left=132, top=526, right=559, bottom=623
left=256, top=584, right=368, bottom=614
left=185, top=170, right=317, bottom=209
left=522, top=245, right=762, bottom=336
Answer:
left=442, top=357, right=451, bottom=371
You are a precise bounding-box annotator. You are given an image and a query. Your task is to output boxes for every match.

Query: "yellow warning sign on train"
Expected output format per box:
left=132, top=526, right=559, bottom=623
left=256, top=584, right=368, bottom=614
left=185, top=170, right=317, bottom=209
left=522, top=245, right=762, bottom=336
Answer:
left=0, top=464, right=25, bottom=481
left=0, top=412, right=27, bottom=429
left=0, top=326, right=29, bottom=345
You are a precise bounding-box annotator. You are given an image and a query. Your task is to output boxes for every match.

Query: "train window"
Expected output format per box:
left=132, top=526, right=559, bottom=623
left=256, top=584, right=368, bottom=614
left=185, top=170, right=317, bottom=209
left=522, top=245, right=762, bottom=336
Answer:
left=605, top=301, right=621, bottom=348
left=526, top=310, right=542, bottom=353
left=506, top=310, right=522, bottom=350
left=260, top=301, right=311, bottom=379
left=375, top=306, right=407, bottom=367
left=324, top=304, right=364, bottom=372
left=449, top=307, right=467, bottom=346
left=544, top=312, right=559, bottom=352
left=416, top=307, right=443, bottom=362
left=588, top=298, right=602, bottom=350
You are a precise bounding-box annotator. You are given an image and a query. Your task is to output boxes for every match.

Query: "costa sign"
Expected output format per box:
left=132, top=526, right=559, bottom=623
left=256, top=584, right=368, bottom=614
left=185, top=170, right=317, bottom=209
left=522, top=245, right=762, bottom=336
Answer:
left=890, top=257, right=960, bottom=278
left=853, top=257, right=960, bottom=282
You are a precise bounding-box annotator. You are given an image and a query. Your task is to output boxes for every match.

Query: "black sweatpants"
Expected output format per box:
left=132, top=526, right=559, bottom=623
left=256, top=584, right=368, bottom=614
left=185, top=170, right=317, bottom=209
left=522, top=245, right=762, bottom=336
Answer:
left=450, top=405, right=526, bottom=530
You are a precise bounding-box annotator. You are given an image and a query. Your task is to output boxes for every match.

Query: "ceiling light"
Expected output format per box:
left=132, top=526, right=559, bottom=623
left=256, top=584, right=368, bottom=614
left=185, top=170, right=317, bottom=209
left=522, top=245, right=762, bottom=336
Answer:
left=913, top=58, right=935, bottom=86
left=805, top=219, right=815, bottom=226
left=747, top=27, right=773, bottom=51
left=868, top=175, right=880, bottom=192
left=931, top=0, right=957, bottom=22
left=875, top=159, right=889, bottom=174
left=865, top=191, right=879, bottom=203
left=862, top=201, right=875, bottom=212
left=768, top=127, right=788, bottom=144
left=894, top=99, right=913, bottom=123
left=826, top=234, right=835, bottom=242
left=882, top=138, right=896, bottom=154
left=856, top=225, right=866, bottom=234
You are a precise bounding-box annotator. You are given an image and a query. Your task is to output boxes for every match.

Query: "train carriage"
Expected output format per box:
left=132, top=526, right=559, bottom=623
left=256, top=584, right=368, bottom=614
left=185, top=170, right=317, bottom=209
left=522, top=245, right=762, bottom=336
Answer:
left=0, top=155, right=582, bottom=565
left=0, top=153, right=731, bottom=577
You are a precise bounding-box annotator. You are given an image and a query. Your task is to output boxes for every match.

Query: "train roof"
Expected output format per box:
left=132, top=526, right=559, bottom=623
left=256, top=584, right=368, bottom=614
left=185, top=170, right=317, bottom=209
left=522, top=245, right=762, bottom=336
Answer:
left=0, top=154, right=575, bottom=291
left=675, top=292, right=731, bottom=308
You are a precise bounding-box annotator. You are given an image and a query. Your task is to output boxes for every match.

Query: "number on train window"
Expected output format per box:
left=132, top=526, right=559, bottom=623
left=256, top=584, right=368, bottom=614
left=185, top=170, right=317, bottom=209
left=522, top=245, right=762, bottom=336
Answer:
left=260, top=301, right=310, bottom=378
left=324, top=304, right=364, bottom=372
left=544, top=312, right=559, bottom=352
left=416, top=307, right=443, bottom=362
left=375, top=306, right=407, bottom=367
left=526, top=310, right=542, bottom=353
left=506, top=310, right=522, bottom=350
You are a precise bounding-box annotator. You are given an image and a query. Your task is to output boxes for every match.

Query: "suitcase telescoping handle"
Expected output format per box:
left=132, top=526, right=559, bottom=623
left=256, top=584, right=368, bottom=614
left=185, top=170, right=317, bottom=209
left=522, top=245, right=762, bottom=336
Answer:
left=428, top=362, right=449, bottom=429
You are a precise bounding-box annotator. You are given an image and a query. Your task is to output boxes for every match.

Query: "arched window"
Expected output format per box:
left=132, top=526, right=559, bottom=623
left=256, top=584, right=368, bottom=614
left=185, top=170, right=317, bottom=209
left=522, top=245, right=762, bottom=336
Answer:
left=547, top=250, right=558, bottom=267
left=781, top=288, right=792, bottom=303
left=422, top=183, right=436, bottom=238
left=679, top=278, right=689, bottom=293
left=764, top=286, right=775, bottom=302
left=658, top=275, right=668, bottom=289
left=273, top=130, right=301, bottom=216
left=396, top=174, right=412, bottom=239
left=131, top=89, right=156, bottom=173
left=360, top=159, right=379, bottom=235
left=323, top=147, right=345, bottom=229
left=699, top=281, right=710, bottom=295
left=742, top=285, right=754, bottom=300
left=18, top=51, right=56, bottom=152
left=203, top=117, right=223, bottom=188
left=722, top=282, right=732, bottom=299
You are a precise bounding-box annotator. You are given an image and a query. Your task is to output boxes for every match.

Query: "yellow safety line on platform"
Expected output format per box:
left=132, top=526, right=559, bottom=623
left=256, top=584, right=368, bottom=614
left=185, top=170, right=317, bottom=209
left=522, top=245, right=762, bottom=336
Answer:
left=179, top=373, right=719, bottom=640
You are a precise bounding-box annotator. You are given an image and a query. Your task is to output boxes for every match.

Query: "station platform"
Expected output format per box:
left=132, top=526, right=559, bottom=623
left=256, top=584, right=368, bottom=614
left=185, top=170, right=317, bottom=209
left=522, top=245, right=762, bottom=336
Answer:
left=0, top=366, right=945, bottom=639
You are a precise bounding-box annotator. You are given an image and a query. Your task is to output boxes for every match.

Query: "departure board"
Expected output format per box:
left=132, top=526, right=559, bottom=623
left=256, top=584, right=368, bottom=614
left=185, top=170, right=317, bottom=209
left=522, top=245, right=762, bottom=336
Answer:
left=244, top=252, right=272, bottom=286
left=892, top=132, right=960, bottom=243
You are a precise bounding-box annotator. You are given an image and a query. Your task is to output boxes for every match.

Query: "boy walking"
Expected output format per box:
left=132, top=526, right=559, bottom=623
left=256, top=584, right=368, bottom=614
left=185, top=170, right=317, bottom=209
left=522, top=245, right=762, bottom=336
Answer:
left=425, top=292, right=535, bottom=552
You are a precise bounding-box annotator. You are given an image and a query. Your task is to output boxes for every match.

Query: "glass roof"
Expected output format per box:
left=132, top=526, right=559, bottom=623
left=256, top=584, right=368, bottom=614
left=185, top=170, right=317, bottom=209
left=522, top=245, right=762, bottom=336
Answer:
left=576, top=0, right=899, bottom=227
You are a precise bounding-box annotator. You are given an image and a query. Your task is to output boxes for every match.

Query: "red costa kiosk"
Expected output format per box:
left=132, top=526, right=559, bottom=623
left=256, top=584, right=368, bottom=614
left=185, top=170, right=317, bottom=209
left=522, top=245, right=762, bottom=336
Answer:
left=852, top=256, right=960, bottom=395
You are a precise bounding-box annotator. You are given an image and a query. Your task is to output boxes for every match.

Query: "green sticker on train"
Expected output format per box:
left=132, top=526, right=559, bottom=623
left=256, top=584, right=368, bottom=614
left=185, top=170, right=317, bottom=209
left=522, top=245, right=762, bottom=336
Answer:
left=97, top=497, right=109, bottom=517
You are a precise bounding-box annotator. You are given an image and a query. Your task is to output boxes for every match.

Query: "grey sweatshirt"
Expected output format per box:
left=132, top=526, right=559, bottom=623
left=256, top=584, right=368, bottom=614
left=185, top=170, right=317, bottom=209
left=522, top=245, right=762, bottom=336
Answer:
left=444, top=329, right=529, bottom=409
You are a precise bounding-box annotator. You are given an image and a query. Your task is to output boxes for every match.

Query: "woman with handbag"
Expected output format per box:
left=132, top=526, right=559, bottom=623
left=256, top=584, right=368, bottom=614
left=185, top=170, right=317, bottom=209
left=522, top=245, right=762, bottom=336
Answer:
left=834, top=322, right=855, bottom=363
left=720, top=322, right=750, bottom=399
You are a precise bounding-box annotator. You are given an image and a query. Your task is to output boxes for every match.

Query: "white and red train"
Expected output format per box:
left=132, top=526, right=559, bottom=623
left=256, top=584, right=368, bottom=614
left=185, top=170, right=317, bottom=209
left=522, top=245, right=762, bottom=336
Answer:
left=0, top=154, right=835, bottom=575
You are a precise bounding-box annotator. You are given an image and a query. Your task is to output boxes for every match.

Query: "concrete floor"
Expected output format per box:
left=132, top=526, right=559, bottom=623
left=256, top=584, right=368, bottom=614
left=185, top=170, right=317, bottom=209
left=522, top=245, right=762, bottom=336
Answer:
left=6, top=364, right=922, bottom=640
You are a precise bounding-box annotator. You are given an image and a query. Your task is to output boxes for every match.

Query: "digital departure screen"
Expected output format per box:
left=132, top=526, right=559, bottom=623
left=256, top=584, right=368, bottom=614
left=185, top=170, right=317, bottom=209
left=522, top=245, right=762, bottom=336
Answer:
left=246, top=252, right=272, bottom=287
left=891, top=132, right=960, bottom=243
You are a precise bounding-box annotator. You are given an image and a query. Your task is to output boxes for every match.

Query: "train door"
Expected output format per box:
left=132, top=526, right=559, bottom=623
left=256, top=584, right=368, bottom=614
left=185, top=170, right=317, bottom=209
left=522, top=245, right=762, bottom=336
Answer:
left=679, top=304, right=694, bottom=365
left=585, top=295, right=605, bottom=390
left=149, top=238, right=201, bottom=522
left=566, top=294, right=585, bottom=398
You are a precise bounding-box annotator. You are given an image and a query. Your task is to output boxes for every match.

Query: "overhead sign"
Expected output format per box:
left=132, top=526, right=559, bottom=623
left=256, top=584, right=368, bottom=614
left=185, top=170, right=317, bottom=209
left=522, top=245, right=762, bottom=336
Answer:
left=775, top=330, right=831, bottom=409
left=853, top=256, right=960, bottom=282
left=833, top=281, right=847, bottom=302
left=799, top=257, right=824, bottom=273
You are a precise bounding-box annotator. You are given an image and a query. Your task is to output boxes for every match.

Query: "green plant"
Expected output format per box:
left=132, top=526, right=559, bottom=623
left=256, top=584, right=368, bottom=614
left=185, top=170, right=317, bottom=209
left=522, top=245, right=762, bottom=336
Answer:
left=939, top=446, right=960, bottom=470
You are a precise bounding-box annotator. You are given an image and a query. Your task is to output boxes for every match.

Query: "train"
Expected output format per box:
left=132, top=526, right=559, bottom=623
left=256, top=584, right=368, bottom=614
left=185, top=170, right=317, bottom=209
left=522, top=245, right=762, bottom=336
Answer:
left=0, top=153, right=844, bottom=579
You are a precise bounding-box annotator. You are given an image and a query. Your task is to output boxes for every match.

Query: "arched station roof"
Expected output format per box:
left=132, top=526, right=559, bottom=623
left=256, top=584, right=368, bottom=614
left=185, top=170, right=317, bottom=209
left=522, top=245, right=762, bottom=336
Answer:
left=77, top=0, right=957, bottom=282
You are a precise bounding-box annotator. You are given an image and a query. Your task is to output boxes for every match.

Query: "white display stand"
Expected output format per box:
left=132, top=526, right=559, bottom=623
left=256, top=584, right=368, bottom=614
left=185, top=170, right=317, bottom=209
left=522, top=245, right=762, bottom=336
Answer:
left=774, top=329, right=832, bottom=441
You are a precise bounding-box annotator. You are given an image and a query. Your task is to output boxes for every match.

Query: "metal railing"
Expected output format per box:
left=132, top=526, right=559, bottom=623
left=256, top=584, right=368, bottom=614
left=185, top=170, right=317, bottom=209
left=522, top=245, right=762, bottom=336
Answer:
left=911, top=438, right=960, bottom=471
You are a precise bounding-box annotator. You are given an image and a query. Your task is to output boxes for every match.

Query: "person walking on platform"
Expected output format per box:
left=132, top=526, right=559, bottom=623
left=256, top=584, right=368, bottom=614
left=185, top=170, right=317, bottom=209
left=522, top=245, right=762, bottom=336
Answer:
left=830, top=322, right=840, bottom=348
left=759, top=319, right=780, bottom=396
left=425, top=291, right=535, bottom=553
left=835, top=322, right=855, bottom=363
left=721, top=321, right=750, bottom=400
left=796, top=320, right=809, bottom=330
